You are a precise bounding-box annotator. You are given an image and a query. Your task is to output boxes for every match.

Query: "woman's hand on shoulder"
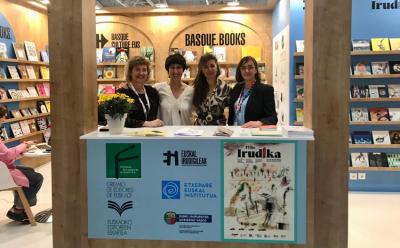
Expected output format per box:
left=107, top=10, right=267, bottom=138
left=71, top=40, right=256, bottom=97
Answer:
left=241, top=121, right=263, bottom=128
left=143, top=119, right=164, bottom=127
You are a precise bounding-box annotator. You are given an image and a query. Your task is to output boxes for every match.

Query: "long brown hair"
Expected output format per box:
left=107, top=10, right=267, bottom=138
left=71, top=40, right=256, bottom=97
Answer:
left=193, top=53, right=221, bottom=109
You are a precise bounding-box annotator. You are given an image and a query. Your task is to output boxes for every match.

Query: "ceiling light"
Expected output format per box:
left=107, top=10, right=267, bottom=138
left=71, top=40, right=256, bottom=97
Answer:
left=227, top=0, right=240, bottom=7
left=40, top=0, right=50, bottom=4
left=155, top=2, right=168, bottom=8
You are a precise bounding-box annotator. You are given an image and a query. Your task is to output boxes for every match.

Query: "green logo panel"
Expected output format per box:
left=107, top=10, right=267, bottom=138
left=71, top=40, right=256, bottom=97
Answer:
left=106, top=143, right=141, bottom=178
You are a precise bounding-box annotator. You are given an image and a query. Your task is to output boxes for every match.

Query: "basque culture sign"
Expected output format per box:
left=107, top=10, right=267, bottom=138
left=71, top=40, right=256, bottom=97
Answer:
left=87, top=139, right=301, bottom=244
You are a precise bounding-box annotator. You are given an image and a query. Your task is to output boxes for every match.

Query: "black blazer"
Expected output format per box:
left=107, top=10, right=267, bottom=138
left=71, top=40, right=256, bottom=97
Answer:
left=117, top=85, right=160, bottom=128
left=228, top=82, right=278, bottom=125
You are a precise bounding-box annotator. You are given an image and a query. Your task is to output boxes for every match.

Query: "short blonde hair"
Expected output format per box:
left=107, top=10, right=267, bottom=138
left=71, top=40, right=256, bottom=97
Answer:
left=125, top=56, right=151, bottom=82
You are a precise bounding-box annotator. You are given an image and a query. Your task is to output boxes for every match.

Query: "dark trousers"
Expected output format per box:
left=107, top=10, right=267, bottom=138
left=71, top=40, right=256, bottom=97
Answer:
left=13, top=166, right=44, bottom=208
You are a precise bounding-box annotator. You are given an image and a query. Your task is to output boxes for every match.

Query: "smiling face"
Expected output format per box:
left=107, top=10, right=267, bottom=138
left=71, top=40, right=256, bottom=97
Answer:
left=240, top=60, right=257, bottom=82
left=201, top=59, right=218, bottom=80
left=168, top=64, right=184, bottom=81
left=130, top=64, right=149, bottom=85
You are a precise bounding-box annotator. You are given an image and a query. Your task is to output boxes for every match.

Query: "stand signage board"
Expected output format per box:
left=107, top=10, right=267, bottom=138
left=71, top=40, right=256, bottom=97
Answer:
left=86, top=138, right=304, bottom=244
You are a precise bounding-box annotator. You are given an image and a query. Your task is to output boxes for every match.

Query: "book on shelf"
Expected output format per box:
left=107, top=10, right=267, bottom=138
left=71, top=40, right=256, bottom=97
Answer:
left=96, top=48, right=103, bottom=63
left=37, top=101, right=48, bottom=113
left=369, top=107, right=390, bottom=121
left=25, top=65, right=36, bottom=79
left=368, top=152, right=388, bottom=167
left=11, top=109, right=22, bottom=118
left=378, top=85, right=388, bottom=97
left=351, top=85, right=370, bottom=98
left=296, top=108, right=303, bottom=122
left=296, top=85, right=304, bottom=99
left=371, top=130, right=391, bottom=144
left=36, top=117, right=47, bottom=130
left=219, top=65, right=228, bottom=78
left=0, top=42, right=8, bottom=58
left=296, top=40, right=304, bottom=52
left=228, top=66, right=236, bottom=78
left=387, top=153, right=400, bottom=167
left=26, top=86, right=38, bottom=97
left=36, top=83, right=46, bottom=96
left=183, top=50, right=197, bottom=62
left=352, top=39, right=370, bottom=51
left=29, top=107, right=39, bottom=115
left=96, top=68, right=103, bottom=79
left=389, top=130, right=400, bottom=144
left=22, top=89, right=30, bottom=98
left=40, top=50, right=49, bottom=63
left=371, top=38, right=390, bottom=51
left=20, top=108, right=31, bottom=117
left=10, top=122, right=23, bottom=137
left=389, top=61, right=400, bottom=74
left=371, top=61, right=390, bottom=74
left=0, top=86, right=8, bottom=100
left=7, top=89, right=19, bottom=99
left=140, top=47, right=154, bottom=62
left=353, top=62, right=372, bottom=75
left=368, top=84, right=385, bottom=98
left=0, top=127, right=8, bottom=141
left=15, top=90, right=25, bottom=98
left=295, top=63, right=304, bottom=76
left=24, top=41, right=39, bottom=62
left=351, top=152, right=369, bottom=167
left=241, top=45, right=261, bottom=61
left=17, top=65, right=28, bottom=79
left=103, top=67, right=116, bottom=79
left=27, top=119, right=37, bottom=133
left=98, top=84, right=115, bottom=94
left=389, top=108, right=400, bottom=121
left=0, top=67, right=7, bottom=79
left=388, top=84, right=400, bottom=98
left=19, top=120, right=31, bottom=135
left=390, top=38, right=400, bottom=50
left=7, top=65, right=20, bottom=79
left=12, top=43, right=27, bottom=60
left=115, top=47, right=129, bottom=63
left=203, top=46, right=213, bottom=54
left=44, top=100, right=51, bottom=112
left=102, top=47, right=116, bottom=62
left=213, top=46, right=226, bottom=62
left=182, top=68, right=191, bottom=79
left=351, top=131, right=373, bottom=144
left=169, top=47, right=184, bottom=55
left=350, top=107, right=369, bottom=122
left=39, top=66, right=49, bottom=79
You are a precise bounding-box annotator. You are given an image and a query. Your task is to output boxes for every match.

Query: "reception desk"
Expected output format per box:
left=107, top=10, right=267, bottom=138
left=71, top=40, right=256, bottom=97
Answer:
left=81, top=126, right=313, bottom=244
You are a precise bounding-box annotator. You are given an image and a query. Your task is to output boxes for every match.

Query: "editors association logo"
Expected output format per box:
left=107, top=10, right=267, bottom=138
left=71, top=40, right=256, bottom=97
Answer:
left=162, top=180, right=180, bottom=199
left=107, top=200, right=133, bottom=216
left=106, top=143, right=141, bottom=179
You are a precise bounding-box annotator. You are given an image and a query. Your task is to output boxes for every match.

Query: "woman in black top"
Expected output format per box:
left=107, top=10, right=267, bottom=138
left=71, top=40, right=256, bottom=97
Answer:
left=228, top=56, right=278, bottom=127
left=117, top=56, right=164, bottom=128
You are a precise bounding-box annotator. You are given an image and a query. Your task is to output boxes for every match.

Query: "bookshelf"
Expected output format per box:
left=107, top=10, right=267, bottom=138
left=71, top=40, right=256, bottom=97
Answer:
left=4, top=130, right=46, bottom=144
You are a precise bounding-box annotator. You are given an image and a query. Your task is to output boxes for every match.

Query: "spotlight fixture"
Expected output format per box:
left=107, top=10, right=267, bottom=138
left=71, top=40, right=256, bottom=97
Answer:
left=227, top=0, right=240, bottom=7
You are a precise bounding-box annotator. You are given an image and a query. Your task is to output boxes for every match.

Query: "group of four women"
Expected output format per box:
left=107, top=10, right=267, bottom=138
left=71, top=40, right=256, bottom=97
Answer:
left=107, top=53, right=278, bottom=128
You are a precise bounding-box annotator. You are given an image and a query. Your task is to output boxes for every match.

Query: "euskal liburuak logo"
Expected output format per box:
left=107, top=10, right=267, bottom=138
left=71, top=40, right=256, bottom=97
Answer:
left=371, top=0, right=400, bottom=9
left=163, top=150, right=207, bottom=166
left=107, top=200, right=133, bottom=216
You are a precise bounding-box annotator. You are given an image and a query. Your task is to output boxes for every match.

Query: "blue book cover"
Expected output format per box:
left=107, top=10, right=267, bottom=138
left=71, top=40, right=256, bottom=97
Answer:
left=351, top=131, right=373, bottom=144
left=102, top=47, right=116, bottom=62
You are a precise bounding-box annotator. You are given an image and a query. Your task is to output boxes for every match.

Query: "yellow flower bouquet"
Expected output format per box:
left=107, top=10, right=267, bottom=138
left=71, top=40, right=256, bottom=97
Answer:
left=98, top=93, right=134, bottom=120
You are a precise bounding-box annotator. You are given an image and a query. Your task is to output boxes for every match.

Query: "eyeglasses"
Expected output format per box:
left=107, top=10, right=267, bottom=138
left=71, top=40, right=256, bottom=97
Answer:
left=240, top=65, right=255, bottom=71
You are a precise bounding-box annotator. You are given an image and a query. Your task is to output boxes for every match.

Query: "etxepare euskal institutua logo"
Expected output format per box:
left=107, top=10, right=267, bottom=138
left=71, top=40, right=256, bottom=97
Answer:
left=106, top=143, right=141, bottom=178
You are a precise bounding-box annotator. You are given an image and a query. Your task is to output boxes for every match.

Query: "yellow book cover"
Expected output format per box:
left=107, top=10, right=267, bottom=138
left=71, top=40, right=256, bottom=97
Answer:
left=241, top=45, right=262, bottom=61
left=390, top=38, right=400, bottom=51
left=296, top=108, right=304, bottom=122
left=45, top=100, right=51, bottom=112
left=40, top=66, right=49, bottom=79
left=371, top=38, right=390, bottom=51
left=203, top=45, right=213, bottom=54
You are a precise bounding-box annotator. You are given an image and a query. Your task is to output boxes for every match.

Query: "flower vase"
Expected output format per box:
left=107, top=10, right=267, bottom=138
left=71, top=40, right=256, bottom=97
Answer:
left=105, top=113, right=127, bottom=135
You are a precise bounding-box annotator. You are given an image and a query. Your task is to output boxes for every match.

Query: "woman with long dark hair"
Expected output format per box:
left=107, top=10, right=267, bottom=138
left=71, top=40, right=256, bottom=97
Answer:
left=193, top=53, right=230, bottom=125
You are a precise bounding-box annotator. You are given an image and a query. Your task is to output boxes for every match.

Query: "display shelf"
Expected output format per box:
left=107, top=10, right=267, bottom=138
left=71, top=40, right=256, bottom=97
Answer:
left=349, top=144, right=400, bottom=149
left=187, top=61, right=266, bottom=66
left=350, top=121, right=400, bottom=125
left=293, top=121, right=303, bottom=126
left=294, top=75, right=304, bottom=79
left=4, top=130, right=46, bottom=144
left=350, top=97, right=400, bottom=102
left=351, top=74, right=400, bottom=79
left=2, top=113, right=51, bottom=124
left=0, top=96, right=50, bottom=103
left=0, top=79, right=50, bottom=83
left=294, top=51, right=400, bottom=57
left=294, top=52, right=304, bottom=57
left=349, top=167, right=400, bottom=171
left=294, top=99, right=303, bottom=102
left=97, top=62, right=154, bottom=66
left=0, top=58, right=49, bottom=66
left=97, top=79, right=156, bottom=83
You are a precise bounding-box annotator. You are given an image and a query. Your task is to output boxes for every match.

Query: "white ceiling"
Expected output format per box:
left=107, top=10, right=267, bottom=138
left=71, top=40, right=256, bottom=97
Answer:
left=96, top=0, right=270, bottom=8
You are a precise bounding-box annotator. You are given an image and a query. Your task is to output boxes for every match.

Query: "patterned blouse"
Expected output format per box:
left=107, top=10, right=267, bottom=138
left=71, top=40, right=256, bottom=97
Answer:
left=194, top=79, right=231, bottom=125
